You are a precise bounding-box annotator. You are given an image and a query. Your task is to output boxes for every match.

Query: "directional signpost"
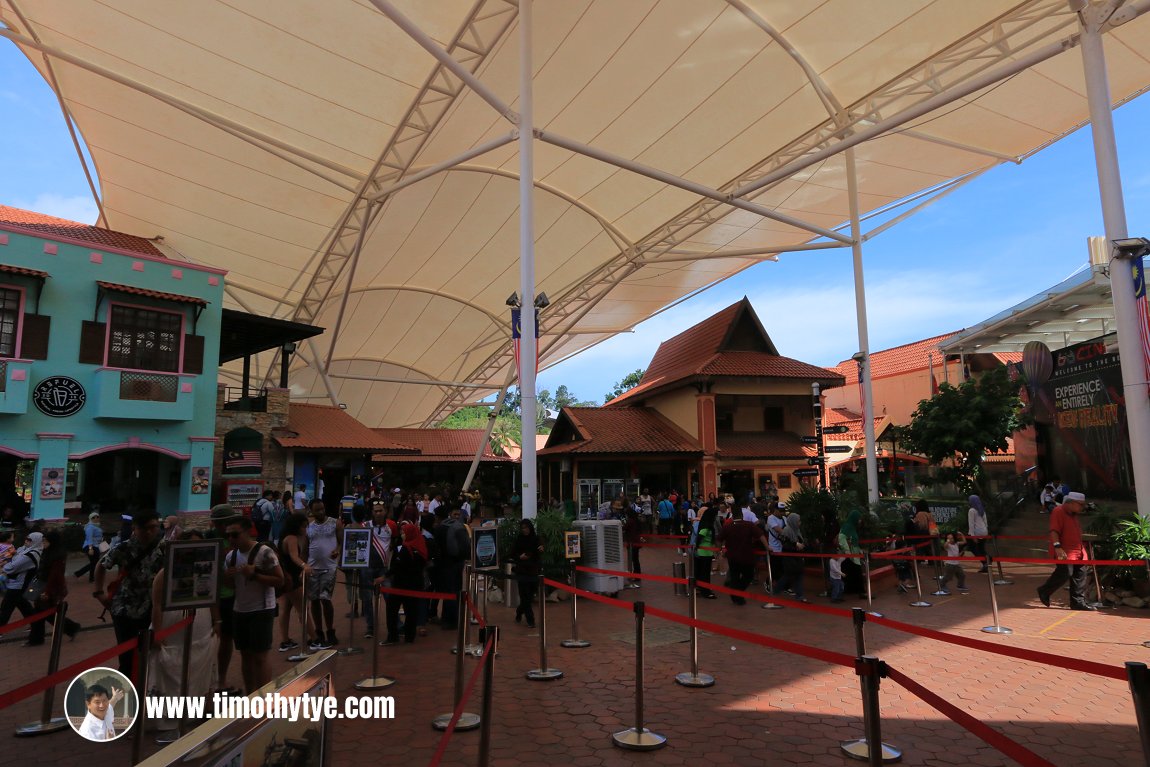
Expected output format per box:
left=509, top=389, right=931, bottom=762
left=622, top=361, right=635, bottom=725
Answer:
left=825, top=445, right=853, bottom=454
left=793, top=468, right=820, bottom=478
left=800, top=436, right=820, bottom=445
left=807, top=457, right=825, bottom=465
left=824, top=425, right=851, bottom=435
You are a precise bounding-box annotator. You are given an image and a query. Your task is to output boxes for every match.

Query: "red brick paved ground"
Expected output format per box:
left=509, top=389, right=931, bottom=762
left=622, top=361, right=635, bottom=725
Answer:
left=1, top=549, right=1146, bottom=766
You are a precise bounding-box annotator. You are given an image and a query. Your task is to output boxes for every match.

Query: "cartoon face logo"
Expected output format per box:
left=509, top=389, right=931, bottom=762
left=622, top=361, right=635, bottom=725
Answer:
left=32, top=376, right=87, bottom=417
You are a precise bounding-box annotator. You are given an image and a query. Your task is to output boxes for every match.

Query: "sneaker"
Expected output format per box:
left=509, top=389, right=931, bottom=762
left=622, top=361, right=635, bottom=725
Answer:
left=278, top=640, right=299, bottom=652
left=958, top=587, right=970, bottom=593
left=379, top=638, right=398, bottom=646
left=1036, top=588, right=1051, bottom=607
left=155, top=729, right=180, bottom=744
left=327, top=630, right=338, bottom=647
left=308, top=637, right=329, bottom=650
left=364, top=630, right=374, bottom=639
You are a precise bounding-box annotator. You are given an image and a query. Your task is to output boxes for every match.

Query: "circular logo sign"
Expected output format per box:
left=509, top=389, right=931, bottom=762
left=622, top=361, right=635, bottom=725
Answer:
left=32, top=376, right=87, bottom=417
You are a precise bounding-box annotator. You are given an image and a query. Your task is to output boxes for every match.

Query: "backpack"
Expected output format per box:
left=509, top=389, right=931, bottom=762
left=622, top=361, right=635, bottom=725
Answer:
left=446, top=522, right=469, bottom=561
left=229, top=542, right=285, bottom=598
left=252, top=498, right=272, bottom=523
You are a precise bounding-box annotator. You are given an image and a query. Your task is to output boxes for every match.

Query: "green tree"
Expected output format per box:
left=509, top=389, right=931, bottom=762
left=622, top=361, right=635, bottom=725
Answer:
left=902, top=367, right=1030, bottom=495
left=604, top=368, right=645, bottom=402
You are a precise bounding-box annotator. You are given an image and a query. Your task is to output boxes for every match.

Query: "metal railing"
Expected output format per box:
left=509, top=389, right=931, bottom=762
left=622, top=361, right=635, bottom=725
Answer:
left=222, top=385, right=268, bottom=412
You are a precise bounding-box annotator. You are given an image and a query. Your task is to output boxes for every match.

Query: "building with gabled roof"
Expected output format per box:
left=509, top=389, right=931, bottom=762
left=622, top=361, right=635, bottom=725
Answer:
left=539, top=298, right=844, bottom=507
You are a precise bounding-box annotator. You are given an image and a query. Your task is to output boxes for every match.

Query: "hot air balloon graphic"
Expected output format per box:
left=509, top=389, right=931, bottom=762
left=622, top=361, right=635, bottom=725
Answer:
left=1022, top=341, right=1053, bottom=392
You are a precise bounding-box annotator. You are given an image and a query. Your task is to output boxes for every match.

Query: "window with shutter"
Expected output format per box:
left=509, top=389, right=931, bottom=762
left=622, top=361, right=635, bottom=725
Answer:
left=19, top=314, right=50, bottom=360
left=78, top=321, right=107, bottom=365
left=0, top=286, right=20, bottom=358
left=107, top=304, right=181, bottom=372
left=182, top=334, right=205, bottom=375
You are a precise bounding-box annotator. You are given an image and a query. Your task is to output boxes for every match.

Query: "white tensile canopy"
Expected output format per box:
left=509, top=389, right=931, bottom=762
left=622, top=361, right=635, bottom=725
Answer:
left=4, top=0, right=1150, bottom=436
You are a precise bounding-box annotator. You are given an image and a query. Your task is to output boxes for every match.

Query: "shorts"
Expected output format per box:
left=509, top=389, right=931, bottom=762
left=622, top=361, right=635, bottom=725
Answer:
left=233, top=608, right=275, bottom=653
left=306, top=569, right=336, bottom=601
left=217, top=596, right=235, bottom=636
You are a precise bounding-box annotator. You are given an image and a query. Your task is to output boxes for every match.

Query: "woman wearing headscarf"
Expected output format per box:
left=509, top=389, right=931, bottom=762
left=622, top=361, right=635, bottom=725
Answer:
left=771, top=512, right=809, bottom=603
left=28, top=530, right=81, bottom=645
left=837, top=509, right=865, bottom=599
left=382, top=522, right=427, bottom=645
left=510, top=519, right=542, bottom=628
left=967, top=495, right=990, bottom=573
left=692, top=505, right=718, bottom=598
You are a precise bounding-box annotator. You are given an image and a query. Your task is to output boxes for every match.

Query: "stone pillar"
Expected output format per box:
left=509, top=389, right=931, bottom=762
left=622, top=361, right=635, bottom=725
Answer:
left=696, top=392, right=718, bottom=498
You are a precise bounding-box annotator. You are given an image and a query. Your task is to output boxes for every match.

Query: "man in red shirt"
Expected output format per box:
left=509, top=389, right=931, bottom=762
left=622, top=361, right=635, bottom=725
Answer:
left=1036, top=491, right=1098, bottom=611
left=720, top=517, right=770, bottom=605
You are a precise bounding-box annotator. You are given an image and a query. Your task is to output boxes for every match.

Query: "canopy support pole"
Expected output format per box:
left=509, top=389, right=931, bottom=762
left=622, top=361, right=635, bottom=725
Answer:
left=367, top=133, right=518, bottom=202
left=464, top=372, right=517, bottom=493
left=324, top=202, right=377, bottom=372
left=1077, top=1, right=1150, bottom=517
left=305, top=339, right=342, bottom=407
left=519, top=0, right=538, bottom=520
left=328, top=372, right=493, bottom=389
left=536, top=131, right=853, bottom=245
left=846, top=148, right=879, bottom=506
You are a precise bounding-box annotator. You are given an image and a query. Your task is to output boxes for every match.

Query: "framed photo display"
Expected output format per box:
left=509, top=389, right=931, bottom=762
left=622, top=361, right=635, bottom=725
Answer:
left=340, top=529, right=371, bottom=569
left=162, top=539, right=223, bottom=611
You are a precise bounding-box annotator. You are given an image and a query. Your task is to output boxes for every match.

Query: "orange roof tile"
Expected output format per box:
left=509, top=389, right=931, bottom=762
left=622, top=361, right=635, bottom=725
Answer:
left=97, top=281, right=208, bottom=306
left=371, top=428, right=512, bottom=462
left=0, top=263, right=48, bottom=279
left=274, top=403, right=417, bottom=452
left=539, top=407, right=701, bottom=455
left=830, top=331, right=958, bottom=382
left=609, top=298, right=844, bottom=405
left=0, top=205, right=164, bottom=257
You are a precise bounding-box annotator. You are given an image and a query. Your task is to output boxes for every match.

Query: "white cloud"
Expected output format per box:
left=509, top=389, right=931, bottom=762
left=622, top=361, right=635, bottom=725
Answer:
left=8, top=193, right=98, bottom=224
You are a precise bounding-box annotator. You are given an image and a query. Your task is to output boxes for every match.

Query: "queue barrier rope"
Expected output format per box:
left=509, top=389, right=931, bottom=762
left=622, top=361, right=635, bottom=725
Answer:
left=576, top=564, right=688, bottom=587
left=153, top=614, right=195, bottom=643
left=697, top=579, right=854, bottom=619
left=378, top=585, right=458, bottom=601
left=544, top=578, right=632, bottom=611
left=0, top=606, right=56, bottom=636
left=427, top=633, right=495, bottom=767
left=464, top=593, right=486, bottom=629
left=884, top=665, right=1057, bottom=767
left=0, top=636, right=138, bottom=711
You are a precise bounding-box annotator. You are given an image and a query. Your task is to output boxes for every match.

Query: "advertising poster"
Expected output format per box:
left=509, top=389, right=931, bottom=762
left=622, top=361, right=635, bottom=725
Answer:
left=565, top=531, right=582, bottom=560
left=1038, top=338, right=1131, bottom=494
left=190, top=466, right=211, bottom=494
left=39, top=467, right=64, bottom=500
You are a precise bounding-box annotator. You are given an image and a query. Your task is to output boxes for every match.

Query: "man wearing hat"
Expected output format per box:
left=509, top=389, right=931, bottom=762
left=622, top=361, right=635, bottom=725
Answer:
left=1036, top=491, right=1098, bottom=611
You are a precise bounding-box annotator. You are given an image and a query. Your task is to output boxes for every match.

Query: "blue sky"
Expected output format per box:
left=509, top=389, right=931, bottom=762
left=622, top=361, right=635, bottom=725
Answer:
left=3, top=39, right=1150, bottom=406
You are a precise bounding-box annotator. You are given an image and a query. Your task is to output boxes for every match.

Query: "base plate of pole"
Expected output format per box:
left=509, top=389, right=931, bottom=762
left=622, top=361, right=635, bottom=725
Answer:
left=932, top=589, right=950, bottom=597
left=840, top=738, right=902, bottom=762
left=994, top=579, right=1014, bottom=586
left=526, top=668, right=563, bottom=681
left=14, top=718, right=69, bottom=737
left=560, top=638, right=591, bottom=648
left=337, top=646, right=364, bottom=656
left=612, top=727, right=668, bottom=751
left=354, top=675, right=397, bottom=691
left=909, top=600, right=932, bottom=608
left=675, top=672, right=715, bottom=688
left=866, top=611, right=884, bottom=619
left=432, top=711, right=481, bottom=732
left=981, top=625, right=1013, bottom=635
left=762, top=602, right=784, bottom=610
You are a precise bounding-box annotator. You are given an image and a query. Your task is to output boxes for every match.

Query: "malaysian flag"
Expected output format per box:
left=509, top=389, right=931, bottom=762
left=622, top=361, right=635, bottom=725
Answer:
left=1133, top=257, right=1150, bottom=389
left=225, top=450, right=262, bottom=471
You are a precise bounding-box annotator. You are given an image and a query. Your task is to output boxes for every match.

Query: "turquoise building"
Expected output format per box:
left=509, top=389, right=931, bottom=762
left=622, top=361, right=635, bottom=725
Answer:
left=0, top=206, right=224, bottom=520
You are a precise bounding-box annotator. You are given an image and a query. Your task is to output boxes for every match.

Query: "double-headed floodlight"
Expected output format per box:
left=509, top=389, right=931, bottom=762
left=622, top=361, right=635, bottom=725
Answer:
left=1112, top=237, right=1150, bottom=259
left=505, top=292, right=521, bottom=307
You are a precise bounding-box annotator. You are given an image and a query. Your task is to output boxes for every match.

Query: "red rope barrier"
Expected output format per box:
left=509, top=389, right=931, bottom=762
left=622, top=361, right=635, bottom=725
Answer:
left=0, top=637, right=139, bottom=711
left=464, top=594, right=486, bottom=629
left=0, top=606, right=56, bottom=636
left=544, top=578, right=633, bottom=610
left=378, top=585, right=458, bottom=601
left=992, top=556, right=1138, bottom=567
left=575, top=564, right=688, bottom=586
left=153, top=614, right=195, bottom=643
left=884, top=666, right=1058, bottom=767
left=769, top=551, right=852, bottom=559
left=695, top=580, right=854, bottom=618
left=427, top=634, right=494, bottom=767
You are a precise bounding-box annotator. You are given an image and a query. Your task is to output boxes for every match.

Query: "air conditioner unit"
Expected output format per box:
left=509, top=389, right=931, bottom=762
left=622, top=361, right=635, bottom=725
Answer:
left=573, top=519, right=625, bottom=596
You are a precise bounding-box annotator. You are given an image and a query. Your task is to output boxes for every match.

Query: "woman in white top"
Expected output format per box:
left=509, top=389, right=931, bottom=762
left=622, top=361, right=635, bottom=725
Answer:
left=967, top=495, right=990, bottom=573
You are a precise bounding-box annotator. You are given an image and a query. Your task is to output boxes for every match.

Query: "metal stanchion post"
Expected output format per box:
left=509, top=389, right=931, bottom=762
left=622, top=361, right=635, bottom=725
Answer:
left=527, top=575, right=562, bottom=680
left=841, top=655, right=900, bottom=766
left=477, top=626, right=500, bottom=767
left=132, top=626, right=151, bottom=766
left=463, top=565, right=482, bottom=656
left=762, top=553, right=783, bottom=609
left=840, top=610, right=899, bottom=762
left=288, top=572, right=312, bottom=661
left=561, top=561, right=590, bottom=648
left=909, top=553, right=931, bottom=608
left=863, top=553, right=883, bottom=618
left=433, top=589, right=480, bottom=730
left=15, top=602, right=70, bottom=736
left=338, top=571, right=363, bottom=656
left=612, top=602, right=667, bottom=751
left=675, top=574, right=715, bottom=688
left=1088, top=542, right=1104, bottom=605
left=357, top=588, right=396, bottom=690
left=930, top=538, right=948, bottom=596
left=990, top=535, right=1013, bottom=586
left=1125, top=662, right=1150, bottom=767
left=981, top=554, right=1013, bottom=635
left=179, top=611, right=193, bottom=698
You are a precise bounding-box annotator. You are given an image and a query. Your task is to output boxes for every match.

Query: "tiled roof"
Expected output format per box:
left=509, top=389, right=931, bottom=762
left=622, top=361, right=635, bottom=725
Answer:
left=608, top=299, right=843, bottom=405
left=0, top=263, right=49, bottom=279
left=371, top=428, right=512, bottom=462
left=0, top=205, right=165, bottom=257
left=984, top=436, right=1016, bottom=463
left=993, top=352, right=1023, bottom=365
left=830, top=331, right=959, bottom=381
left=274, top=404, right=417, bottom=452
left=97, top=281, right=208, bottom=306
left=539, top=407, right=701, bottom=455
left=716, top=432, right=816, bottom=460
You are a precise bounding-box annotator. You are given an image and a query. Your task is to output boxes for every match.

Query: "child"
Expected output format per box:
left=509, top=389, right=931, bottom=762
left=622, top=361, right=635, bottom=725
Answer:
left=940, top=531, right=969, bottom=593
left=828, top=552, right=845, bottom=603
